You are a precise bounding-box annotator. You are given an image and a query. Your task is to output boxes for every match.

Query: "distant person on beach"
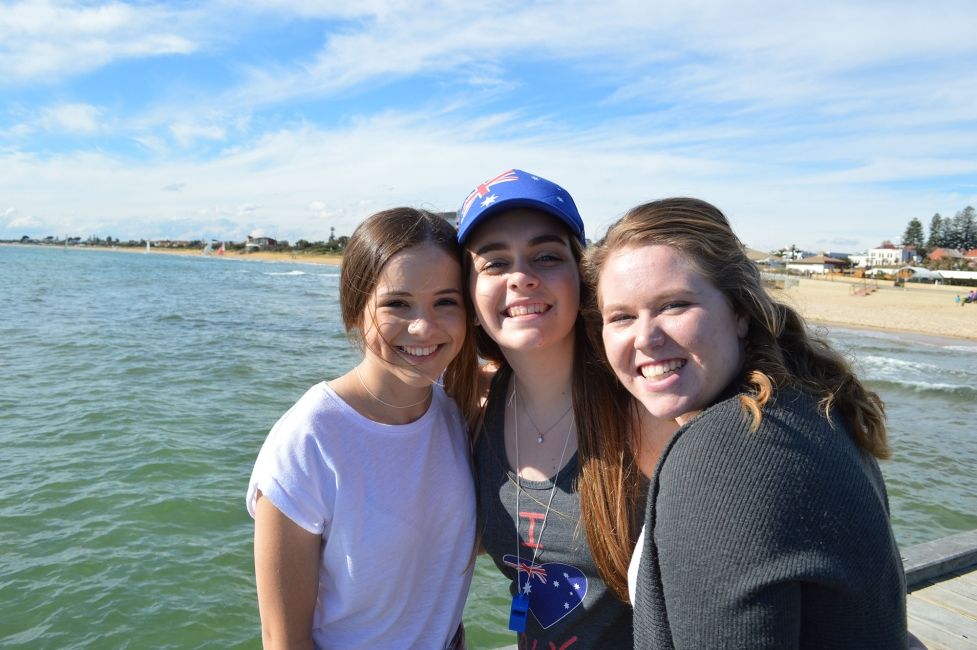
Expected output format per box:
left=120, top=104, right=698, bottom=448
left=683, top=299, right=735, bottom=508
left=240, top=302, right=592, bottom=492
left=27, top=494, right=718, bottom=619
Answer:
left=587, top=197, right=908, bottom=647
left=247, top=208, right=480, bottom=649
left=457, top=169, right=674, bottom=647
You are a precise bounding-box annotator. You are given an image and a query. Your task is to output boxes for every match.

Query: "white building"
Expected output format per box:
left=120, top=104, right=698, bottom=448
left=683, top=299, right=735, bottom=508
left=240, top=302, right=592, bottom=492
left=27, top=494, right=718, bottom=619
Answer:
left=866, top=244, right=913, bottom=267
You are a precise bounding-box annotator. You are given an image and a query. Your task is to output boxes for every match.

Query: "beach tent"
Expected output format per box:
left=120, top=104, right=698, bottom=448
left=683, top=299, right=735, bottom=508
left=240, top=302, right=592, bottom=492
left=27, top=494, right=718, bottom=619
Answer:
left=896, top=266, right=943, bottom=281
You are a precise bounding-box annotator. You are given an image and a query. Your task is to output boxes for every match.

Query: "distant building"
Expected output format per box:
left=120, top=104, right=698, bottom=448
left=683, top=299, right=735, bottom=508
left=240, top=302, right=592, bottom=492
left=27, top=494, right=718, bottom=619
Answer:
left=866, top=242, right=913, bottom=267
left=245, top=236, right=278, bottom=252
left=786, top=254, right=848, bottom=275
left=744, top=247, right=784, bottom=268
left=927, top=247, right=964, bottom=262
left=965, top=249, right=977, bottom=267
left=775, top=247, right=812, bottom=261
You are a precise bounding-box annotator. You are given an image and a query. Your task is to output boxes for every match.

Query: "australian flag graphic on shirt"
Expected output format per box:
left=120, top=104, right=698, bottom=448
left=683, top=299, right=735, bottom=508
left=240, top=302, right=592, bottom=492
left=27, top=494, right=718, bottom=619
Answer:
left=503, top=554, right=589, bottom=629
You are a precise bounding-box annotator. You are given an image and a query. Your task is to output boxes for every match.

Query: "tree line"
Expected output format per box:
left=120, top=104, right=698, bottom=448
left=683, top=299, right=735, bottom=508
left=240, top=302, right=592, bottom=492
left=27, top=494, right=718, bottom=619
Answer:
left=902, top=206, right=976, bottom=253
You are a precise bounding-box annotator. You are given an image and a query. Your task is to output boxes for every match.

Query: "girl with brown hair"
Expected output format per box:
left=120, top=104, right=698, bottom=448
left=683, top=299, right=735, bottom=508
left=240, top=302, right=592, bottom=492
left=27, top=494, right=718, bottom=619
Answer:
left=457, top=170, right=672, bottom=647
left=247, top=208, right=480, bottom=649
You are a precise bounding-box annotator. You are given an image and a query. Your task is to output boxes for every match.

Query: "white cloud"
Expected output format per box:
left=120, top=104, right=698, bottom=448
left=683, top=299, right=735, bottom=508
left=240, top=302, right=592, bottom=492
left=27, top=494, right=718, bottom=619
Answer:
left=39, top=103, right=101, bottom=133
left=7, top=213, right=44, bottom=230
left=169, top=122, right=227, bottom=148
left=3, top=0, right=977, bottom=253
left=0, top=0, right=197, bottom=84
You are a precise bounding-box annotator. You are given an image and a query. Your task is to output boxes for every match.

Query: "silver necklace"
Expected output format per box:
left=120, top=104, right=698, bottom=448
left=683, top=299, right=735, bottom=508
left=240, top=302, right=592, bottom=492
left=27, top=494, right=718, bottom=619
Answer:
left=508, top=382, right=574, bottom=632
left=353, top=365, right=432, bottom=410
left=516, top=389, right=573, bottom=444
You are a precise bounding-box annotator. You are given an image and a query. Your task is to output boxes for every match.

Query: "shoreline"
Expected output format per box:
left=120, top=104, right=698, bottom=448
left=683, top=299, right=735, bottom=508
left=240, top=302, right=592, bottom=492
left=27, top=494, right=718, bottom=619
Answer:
left=4, top=242, right=343, bottom=266
left=6, top=243, right=974, bottom=341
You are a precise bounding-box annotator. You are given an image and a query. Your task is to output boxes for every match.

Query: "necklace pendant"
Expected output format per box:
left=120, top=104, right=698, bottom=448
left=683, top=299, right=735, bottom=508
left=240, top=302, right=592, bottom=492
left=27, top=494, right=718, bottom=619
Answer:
left=537, top=434, right=544, bottom=444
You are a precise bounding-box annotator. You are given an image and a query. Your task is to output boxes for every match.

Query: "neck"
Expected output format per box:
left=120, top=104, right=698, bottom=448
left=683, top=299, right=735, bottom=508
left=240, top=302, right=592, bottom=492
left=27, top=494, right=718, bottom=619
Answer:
left=504, top=341, right=575, bottom=413
left=636, top=407, right=679, bottom=477
left=331, top=361, right=433, bottom=425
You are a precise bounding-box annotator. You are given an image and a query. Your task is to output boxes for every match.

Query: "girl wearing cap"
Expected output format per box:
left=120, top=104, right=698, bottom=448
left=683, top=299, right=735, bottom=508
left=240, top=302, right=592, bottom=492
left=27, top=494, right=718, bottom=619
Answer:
left=588, top=198, right=907, bottom=647
left=458, top=170, right=672, bottom=647
left=247, top=208, right=480, bottom=649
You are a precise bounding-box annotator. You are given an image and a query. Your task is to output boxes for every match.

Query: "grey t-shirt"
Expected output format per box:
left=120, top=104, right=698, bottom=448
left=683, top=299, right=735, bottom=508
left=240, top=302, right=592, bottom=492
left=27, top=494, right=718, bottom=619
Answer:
left=475, top=369, right=633, bottom=648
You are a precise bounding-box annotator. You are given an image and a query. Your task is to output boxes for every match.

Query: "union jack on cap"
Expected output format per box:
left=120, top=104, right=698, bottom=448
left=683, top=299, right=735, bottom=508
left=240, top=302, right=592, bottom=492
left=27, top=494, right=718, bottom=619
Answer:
left=456, top=169, right=585, bottom=245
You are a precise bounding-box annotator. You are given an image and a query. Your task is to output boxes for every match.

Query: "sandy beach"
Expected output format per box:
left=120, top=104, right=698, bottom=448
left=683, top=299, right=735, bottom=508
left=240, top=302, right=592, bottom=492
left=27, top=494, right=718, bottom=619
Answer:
left=51, top=243, right=344, bottom=266
left=770, top=277, right=976, bottom=341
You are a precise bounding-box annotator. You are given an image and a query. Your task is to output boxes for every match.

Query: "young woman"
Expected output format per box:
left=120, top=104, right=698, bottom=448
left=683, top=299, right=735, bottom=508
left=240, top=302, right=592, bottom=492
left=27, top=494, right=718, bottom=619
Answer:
left=588, top=197, right=908, bottom=647
left=247, top=208, right=480, bottom=649
left=458, top=170, right=669, bottom=647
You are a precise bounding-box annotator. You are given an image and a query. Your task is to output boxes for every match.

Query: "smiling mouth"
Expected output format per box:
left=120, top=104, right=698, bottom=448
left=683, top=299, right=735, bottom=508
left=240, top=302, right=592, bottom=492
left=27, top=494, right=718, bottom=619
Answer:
left=504, top=303, right=549, bottom=317
left=640, top=359, right=685, bottom=379
left=397, top=345, right=439, bottom=358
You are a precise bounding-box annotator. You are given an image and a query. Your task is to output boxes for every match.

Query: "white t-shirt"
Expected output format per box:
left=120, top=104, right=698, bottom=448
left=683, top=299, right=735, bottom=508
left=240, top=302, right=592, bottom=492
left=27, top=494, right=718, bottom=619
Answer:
left=628, top=524, right=645, bottom=605
left=247, top=382, right=475, bottom=649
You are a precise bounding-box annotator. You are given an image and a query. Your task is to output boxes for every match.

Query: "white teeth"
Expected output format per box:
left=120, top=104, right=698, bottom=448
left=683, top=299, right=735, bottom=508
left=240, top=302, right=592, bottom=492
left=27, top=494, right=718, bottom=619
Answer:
left=506, top=303, right=547, bottom=317
left=400, top=345, right=437, bottom=357
left=640, top=359, right=685, bottom=379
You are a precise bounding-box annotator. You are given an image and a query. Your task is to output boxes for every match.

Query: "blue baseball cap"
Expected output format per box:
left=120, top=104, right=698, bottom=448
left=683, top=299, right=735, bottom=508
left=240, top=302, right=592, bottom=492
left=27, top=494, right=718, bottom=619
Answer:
left=456, top=169, right=585, bottom=245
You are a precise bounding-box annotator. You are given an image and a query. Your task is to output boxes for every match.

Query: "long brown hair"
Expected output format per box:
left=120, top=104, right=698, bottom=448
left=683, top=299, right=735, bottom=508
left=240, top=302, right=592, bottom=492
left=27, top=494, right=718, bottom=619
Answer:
left=340, top=207, right=481, bottom=430
left=463, top=217, right=642, bottom=602
left=586, top=197, right=889, bottom=459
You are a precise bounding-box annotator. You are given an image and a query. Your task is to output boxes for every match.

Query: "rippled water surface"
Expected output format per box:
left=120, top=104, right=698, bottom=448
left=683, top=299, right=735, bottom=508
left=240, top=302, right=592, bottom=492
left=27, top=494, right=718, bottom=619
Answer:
left=2, top=246, right=975, bottom=648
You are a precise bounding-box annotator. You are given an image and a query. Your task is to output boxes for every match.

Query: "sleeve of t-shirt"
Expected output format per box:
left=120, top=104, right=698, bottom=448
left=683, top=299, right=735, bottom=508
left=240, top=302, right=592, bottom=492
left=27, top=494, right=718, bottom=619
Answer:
left=246, top=396, right=336, bottom=536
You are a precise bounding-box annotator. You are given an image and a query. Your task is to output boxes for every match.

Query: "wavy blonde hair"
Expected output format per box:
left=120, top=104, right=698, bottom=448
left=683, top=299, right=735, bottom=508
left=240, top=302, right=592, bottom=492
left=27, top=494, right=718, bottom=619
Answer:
left=585, top=197, right=889, bottom=459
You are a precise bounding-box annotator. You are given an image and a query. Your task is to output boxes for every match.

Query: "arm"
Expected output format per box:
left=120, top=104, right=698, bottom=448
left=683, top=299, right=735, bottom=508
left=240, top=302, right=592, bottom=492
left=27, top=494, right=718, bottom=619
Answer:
left=254, top=493, right=322, bottom=650
left=653, top=454, right=802, bottom=648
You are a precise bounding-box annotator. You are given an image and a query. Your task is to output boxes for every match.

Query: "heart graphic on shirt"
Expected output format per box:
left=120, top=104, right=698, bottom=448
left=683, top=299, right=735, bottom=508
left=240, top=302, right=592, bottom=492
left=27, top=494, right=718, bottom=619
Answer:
left=503, top=554, right=589, bottom=629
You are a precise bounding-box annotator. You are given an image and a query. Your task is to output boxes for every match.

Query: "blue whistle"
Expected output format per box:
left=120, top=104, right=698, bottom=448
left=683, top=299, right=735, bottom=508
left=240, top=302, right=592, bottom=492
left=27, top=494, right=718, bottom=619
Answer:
left=509, top=593, right=529, bottom=632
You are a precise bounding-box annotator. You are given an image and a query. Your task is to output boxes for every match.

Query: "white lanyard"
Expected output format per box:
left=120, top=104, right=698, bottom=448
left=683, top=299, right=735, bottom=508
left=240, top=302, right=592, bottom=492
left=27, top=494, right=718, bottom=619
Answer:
left=510, top=381, right=574, bottom=606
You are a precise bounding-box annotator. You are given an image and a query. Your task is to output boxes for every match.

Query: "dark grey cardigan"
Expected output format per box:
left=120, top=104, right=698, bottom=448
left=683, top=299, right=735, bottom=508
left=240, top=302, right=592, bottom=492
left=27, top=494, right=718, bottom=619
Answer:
left=633, top=387, right=907, bottom=649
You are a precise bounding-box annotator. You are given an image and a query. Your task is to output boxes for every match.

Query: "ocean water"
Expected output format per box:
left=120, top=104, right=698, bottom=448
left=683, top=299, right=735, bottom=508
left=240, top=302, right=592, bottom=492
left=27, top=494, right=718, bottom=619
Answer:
left=1, top=245, right=975, bottom=649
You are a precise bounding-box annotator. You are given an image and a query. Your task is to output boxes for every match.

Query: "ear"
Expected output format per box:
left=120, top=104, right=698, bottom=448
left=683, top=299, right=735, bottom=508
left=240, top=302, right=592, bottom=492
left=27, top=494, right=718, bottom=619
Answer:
left=473, top=314, right=481, bottom=327
left=736, top=313, right=748, bottom=339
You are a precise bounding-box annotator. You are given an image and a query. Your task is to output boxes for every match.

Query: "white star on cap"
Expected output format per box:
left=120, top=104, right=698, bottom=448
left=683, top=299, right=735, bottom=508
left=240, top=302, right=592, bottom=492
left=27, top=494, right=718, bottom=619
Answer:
left=481, top=194, right=498, bottom=208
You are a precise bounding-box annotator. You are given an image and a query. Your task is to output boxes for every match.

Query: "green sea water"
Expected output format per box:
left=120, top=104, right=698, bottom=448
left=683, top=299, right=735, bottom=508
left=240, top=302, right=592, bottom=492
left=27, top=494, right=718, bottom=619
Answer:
left=2, top=245, right=975, bottom=648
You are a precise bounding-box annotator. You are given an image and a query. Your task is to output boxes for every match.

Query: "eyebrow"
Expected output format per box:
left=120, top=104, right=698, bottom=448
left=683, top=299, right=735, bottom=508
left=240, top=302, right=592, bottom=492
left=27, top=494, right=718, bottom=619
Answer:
left=378, top=287, right=462, bottom=297
left=473, top=233, right=569, bottom=256
left=600, top=288, right=700, bottom=312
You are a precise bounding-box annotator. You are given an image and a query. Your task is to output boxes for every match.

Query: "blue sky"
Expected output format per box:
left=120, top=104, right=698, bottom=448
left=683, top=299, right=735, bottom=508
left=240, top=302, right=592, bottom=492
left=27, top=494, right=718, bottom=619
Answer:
left=2, top=0, right=976, bottom=252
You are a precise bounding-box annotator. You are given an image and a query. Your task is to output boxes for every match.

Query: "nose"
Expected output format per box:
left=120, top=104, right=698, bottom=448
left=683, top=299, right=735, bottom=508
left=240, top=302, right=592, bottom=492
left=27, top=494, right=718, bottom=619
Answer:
left=407, top=314, right=434, bottom=337
left=508, top=260, right=539, bottom=290
left=634, top=316, right=665, bottom=350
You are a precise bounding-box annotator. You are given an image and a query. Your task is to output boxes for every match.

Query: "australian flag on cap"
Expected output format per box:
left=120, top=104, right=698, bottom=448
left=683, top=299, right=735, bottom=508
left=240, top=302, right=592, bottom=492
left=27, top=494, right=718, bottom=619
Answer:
left=456, top=169, right=585, bottom=245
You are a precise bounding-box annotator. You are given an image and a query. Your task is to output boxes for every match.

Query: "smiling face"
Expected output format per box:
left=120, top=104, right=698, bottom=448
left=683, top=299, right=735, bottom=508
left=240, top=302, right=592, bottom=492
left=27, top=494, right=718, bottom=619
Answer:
left=359, top=242, right=467, bottom=387
left=598, top=244, right=748, bottom=425
left=466, top=209, right=580, bottom=357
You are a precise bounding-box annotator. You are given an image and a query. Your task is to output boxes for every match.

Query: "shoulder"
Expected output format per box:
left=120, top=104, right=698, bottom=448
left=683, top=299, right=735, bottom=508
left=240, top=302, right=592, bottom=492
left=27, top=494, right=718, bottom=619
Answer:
left=263, top=382, right=352, bottom=452
left=654, top=387, right=881, bottom=543
left=431, top=384, right=467, bottom=432
left=668, top=387, right=843, bottom=468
